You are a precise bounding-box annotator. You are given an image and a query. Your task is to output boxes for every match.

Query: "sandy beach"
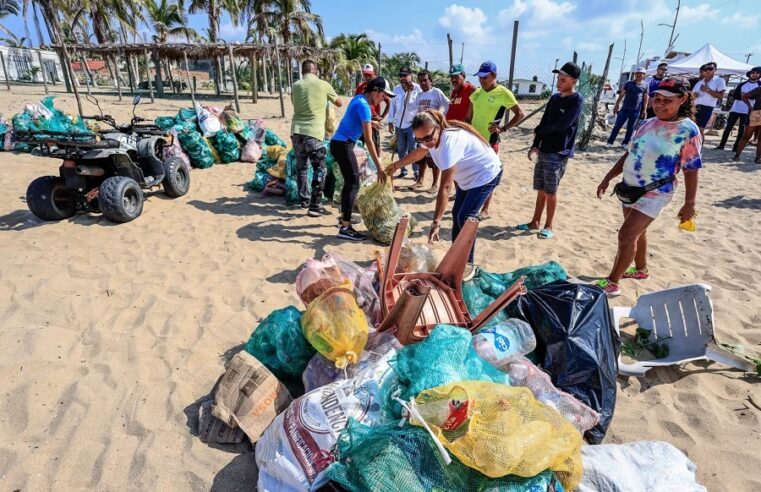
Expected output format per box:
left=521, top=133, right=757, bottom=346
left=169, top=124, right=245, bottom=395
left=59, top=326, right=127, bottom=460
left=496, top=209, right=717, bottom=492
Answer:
left=0, top=84, right=759, bottom=491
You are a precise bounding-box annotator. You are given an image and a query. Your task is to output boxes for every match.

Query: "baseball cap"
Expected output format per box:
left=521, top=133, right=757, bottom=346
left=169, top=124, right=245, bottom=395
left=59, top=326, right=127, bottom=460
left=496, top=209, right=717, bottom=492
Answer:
left=552, top=61, right=581, bottom=79
left=367, top=76, right=396, bottom=97
left=448, top=63, right=466, bottom=76
left=473, top=61, right=497, bottom=77
left=654, top=76, right=691, bottom=96
left=747, top=66, right=761, bottom=77
left=361, top=63, right=375, bottom=75
left=634, top=67, right=647, bottom=74
left=398, top=66, right=412, bottom=76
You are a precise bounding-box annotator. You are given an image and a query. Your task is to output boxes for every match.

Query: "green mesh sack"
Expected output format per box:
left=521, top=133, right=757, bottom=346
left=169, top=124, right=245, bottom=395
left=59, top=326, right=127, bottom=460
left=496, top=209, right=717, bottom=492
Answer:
left=356, top=180, right=415, bottom=245
left=244, top=306, right=315, bottom=396
left=12, top=112, right=34, bottom=132
left=284, top=148, right=316, bottom=205
left=177, top=129, right=214, bottom=169
left=41, top=96, right=88, bottom=133
left=264, top=128, right=286, bottom=146
left=177, top=107, right=197, bottom=122
left=463, top=262, right=568, bottom=327
left=212, top=129, right=241, bottom=163
left=248, top=152, right=279, bottom=191
left=239, top=125, right=254, bottom=141
left=221, top=109, right=245, bottom=133
left=325, top=419, right=562, bottom=492
left=386, top=324, right=509, bottom=415
left=154, top=116, right=176, bottom=130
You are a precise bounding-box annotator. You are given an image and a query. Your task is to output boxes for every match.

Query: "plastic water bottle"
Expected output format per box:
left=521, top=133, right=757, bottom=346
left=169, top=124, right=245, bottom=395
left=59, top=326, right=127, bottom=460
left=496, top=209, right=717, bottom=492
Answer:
left=473, top=319, right=537, bottom=366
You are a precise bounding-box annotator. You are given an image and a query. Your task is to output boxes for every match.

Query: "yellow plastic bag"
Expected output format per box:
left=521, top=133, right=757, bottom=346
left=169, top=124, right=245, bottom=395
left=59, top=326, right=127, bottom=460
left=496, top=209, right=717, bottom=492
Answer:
left=301, top=281, right=369, bottom=369
left=205, top=137, right=221, bottom=163
left=410, top=381, right=583, bottom=490
left=356, top=179, right=415, bottom=245
left=678, top=218, right=697, bottom=232
left=325, top=104, right=336, bottom=135
left=265, top=145, right=290, bottom=179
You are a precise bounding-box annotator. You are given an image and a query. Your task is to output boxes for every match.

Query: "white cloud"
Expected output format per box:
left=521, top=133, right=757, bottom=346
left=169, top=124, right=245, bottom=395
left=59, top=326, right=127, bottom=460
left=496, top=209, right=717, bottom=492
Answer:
left=438, top=4, right=491, bottom=43
left=577, top=42, right=604, bottom=52
left=720, top=12, right=759, bottom=29
left=498, top=0, right=577, bottom=25
left=220, top=22, right=246, bottom=41
left=679, top=3, right=721, bottom=24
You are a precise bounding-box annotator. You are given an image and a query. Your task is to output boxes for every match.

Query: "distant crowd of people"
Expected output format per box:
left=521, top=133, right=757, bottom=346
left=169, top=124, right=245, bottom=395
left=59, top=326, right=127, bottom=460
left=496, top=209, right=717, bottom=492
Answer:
left=287, top=56, right=760, bottom=297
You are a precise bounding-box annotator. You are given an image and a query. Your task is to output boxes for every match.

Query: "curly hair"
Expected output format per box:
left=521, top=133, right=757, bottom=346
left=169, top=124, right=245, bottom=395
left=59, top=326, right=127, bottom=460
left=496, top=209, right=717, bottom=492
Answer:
left=678, top=92, right=696, bottom=120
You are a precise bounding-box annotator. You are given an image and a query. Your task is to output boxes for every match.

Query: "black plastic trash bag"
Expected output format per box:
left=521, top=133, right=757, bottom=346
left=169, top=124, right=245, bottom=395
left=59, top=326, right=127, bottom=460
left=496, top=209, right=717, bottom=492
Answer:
left=507, top=281, right=620, bottom=443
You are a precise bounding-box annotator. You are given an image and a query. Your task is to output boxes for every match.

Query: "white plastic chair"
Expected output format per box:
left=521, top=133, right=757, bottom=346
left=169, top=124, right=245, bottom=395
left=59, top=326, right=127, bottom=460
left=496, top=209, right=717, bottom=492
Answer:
left=611, top=283, right=755, bottom=377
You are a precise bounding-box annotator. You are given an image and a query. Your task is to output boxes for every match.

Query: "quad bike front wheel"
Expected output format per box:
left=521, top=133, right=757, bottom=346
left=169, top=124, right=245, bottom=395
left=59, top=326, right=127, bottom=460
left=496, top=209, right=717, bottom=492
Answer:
left=98, top=176, right=144, bottom=223
left=162, top=156, right=190, bottom=197
left=26, top=176, right=75, bottom=221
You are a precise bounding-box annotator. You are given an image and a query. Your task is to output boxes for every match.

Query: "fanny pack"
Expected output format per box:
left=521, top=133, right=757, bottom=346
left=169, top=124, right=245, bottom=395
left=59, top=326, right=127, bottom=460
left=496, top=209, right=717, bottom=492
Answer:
left=612, top=175, right=676, bottom=205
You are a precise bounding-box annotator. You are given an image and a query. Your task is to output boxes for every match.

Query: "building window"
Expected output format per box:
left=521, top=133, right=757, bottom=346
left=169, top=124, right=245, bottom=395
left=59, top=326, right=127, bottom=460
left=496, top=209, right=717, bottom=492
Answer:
left=10, top=51, right=32, bottom=80
left=529, top=84, right=537, bottom=93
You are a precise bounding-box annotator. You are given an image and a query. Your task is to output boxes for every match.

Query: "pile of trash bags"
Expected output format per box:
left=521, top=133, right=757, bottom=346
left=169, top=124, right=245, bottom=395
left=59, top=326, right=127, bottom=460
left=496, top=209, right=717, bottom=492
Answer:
left=196, top=241, right=708, bottom=492
left=154, top=104, right=262, bottom=169
left=2, top=96, right=90, bottom=152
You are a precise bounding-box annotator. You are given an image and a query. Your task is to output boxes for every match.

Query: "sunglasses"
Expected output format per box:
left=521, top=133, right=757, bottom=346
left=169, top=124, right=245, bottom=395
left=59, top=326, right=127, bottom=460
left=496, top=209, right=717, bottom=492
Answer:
left=415, top=127, right=438, bottom=144
left=702, top=67, right=715, bottom=71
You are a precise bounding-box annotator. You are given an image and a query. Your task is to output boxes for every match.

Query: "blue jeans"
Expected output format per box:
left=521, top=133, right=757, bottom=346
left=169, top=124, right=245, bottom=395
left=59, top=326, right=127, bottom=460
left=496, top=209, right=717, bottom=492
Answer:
left=607, top=109, right=640, bottom=145
left=395, top=126, right=418, bottom=174
left=452, top=170, right=503, bottom=263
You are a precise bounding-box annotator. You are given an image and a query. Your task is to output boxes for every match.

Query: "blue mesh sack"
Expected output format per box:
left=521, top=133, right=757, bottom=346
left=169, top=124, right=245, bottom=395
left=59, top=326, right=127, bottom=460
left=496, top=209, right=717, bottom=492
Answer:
left=264, top=128, right=286, bottom=146
left=244, top=306, right=315, bottom=396
left=386, top=324, right=509, bottom=414
left=154, top=116, right=176, bottom=130
left=325, top=419, right=563, bottom=492
left=41, top=96, right=88, bottom=133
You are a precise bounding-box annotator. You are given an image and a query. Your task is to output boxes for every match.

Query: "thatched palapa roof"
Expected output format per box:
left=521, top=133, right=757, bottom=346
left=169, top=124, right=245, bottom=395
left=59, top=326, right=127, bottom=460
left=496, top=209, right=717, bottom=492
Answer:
left=56, top=42, right=338, bottom=61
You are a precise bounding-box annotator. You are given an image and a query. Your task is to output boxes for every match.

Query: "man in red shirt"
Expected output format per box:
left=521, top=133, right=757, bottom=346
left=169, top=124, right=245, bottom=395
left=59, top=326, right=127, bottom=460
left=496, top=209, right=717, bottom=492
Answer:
left=446, top=63, right=476, bottom=122
left=355, top=63, right=387, bottom=156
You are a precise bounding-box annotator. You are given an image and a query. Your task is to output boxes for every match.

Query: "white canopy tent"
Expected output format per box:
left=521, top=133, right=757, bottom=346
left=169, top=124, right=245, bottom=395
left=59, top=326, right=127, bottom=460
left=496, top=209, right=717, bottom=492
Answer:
left=665, top=43, right=754, bottom=76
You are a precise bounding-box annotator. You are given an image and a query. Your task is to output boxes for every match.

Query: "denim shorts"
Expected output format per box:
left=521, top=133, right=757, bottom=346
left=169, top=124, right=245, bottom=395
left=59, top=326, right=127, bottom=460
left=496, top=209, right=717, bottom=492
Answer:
left=533, top=152, right=568, bottom=193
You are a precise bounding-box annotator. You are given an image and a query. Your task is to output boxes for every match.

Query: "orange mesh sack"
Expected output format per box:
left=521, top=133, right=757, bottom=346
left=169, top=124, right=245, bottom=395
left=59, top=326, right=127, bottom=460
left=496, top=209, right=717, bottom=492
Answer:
left=301, top=281, right=369, bottom=368
left=410, top=380, right=583, bottom=490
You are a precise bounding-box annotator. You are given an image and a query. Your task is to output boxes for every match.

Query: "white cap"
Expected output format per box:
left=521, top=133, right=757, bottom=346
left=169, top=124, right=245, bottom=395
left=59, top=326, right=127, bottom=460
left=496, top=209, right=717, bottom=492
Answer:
left=634, top=67, right=646, bottom=74
left=362, top=63, right=375, bottom=74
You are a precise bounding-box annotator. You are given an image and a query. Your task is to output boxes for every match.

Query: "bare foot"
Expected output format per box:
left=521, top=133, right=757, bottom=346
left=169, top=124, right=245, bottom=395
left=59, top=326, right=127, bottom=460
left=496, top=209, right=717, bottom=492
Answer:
left=427, top=186, right=438, bottom=195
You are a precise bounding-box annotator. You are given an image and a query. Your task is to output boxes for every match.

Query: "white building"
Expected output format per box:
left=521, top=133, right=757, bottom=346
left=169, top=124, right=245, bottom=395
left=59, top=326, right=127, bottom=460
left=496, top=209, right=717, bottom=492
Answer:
left=510, top=76, right=547, bottom=97
left=0, top=46, right=65, bottom=84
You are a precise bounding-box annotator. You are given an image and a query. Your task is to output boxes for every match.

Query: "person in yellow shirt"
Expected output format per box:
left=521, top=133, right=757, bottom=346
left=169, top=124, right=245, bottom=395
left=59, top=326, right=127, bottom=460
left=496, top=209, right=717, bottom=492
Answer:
left=466, top=61, right=525, bottom=219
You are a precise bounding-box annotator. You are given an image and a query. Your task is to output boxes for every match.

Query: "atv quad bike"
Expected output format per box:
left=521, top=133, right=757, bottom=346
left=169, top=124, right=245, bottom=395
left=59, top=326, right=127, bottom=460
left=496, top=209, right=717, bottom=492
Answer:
left=20, top=95, right=190, bottom=223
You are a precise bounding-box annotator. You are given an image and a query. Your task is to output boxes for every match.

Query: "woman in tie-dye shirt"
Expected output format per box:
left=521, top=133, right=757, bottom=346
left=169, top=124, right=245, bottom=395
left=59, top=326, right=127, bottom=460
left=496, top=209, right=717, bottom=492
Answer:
left=594, top=76, right=702, bottom=296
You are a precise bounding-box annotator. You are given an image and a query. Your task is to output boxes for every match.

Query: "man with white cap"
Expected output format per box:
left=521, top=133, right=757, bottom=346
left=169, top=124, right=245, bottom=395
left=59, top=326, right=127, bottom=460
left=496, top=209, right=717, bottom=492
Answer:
left=355, top=63, right=388, bottom=156
left=607, top=67, right=649, bottom=148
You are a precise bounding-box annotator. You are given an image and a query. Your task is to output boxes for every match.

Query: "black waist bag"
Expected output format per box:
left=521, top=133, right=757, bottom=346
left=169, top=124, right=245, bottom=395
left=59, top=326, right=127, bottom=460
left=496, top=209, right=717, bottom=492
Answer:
left=613, top=175, right=676, bottom=205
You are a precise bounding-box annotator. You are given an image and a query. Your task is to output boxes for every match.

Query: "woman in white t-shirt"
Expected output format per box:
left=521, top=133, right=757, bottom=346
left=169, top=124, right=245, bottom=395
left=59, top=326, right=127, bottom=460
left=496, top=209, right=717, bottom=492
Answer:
left=385, top=109, right=502, bottom=263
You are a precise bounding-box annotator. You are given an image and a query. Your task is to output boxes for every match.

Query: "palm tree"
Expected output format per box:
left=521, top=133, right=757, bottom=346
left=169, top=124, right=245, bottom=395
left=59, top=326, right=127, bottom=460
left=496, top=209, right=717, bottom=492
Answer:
left=0, top=0, right=21, bottom=38
left=1, top=32, right=27, bottom=47
left=22, top=0, right=46, bottom=46
left=381, top=51, right=421, bottom=82
left=329, top=33, right=376, bottom=88
left=255, top=0, right=323, bottom=87
left=144, top=0, right=197, bottom=96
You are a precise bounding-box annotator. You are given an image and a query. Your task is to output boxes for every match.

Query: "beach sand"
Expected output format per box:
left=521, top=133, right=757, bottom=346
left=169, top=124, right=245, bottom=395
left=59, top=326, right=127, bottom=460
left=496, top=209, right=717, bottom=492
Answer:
left=0, top=85, right=759, bottom=491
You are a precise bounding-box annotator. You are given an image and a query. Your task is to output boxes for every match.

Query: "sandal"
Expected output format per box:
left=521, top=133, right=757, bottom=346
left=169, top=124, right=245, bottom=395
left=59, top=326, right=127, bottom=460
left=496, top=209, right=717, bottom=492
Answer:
left=475, top=212, right=491, bottom=221
left=514, top=223, right=538, bottom=232
left=622, top=267, right=649, bottom=280
left=595, top=278, right=621, bottom=297
left=537, top=228, right=554, bottom=239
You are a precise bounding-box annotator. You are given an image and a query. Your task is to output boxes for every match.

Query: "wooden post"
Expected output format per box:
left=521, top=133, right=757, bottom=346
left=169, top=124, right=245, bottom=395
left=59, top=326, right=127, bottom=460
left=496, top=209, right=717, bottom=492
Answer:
left=144, top=49, right=155, bottom=103
left=578, top=43, right=614, bottom=152
left=274, top=38, right=285, bottom=118
left=125, top=52, right=135, bottom=94
left=572, top=51, right=578, bottom=64
left=228, top=44, right=240, bottom=113
left=183, top=51, right=196, bottom=108
left=0, top=51, right=10, bottom=91
left=250, top=52, right=258, bottom=104
left=377, top=43, right=382, bottom=75
left=152, top=48, right=164, bottom=98
left=164, top=58, right=176, bottom=93
left=193, top=76, right=197, bottom=94
left=78, top=53, right=92, bottom=95
left=61, top=46, right=83, bottom=117
left=114, top=55, right=123, bottom=101
left=447, top=33, right=453, bottom=69
left=36, top=50, right=48, bottom=94
left=508, top=21, right=519, bottom=90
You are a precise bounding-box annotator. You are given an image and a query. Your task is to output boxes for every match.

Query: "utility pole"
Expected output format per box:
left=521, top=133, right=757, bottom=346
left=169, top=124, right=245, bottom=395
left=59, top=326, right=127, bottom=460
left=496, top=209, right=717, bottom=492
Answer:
left=636, top=20, right=644, bottom=64
left=460, top=42, right=464, bottom=64
left=616, top=39, right=627, bottom=79
left=447, top=33, right=453, bottom=68
left=377, top=43, right=382, bottom=75
left=745, top=53, right=753, bottom=63
left=659, top=0, right=681, bottom=52
left=508, top=21, right=519, bottom=89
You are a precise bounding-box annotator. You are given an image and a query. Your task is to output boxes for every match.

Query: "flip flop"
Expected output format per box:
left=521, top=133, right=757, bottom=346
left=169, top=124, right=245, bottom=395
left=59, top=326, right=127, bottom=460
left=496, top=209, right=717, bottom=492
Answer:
left=514, top=223, right=536, bottom=231
left=475, top=213, right=491, bottom=221
left=537, top=229, right=554, bottom=239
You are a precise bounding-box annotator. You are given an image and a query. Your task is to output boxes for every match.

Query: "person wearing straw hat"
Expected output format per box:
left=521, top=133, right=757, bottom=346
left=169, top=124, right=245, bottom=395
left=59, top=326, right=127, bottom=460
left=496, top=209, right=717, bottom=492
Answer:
left=607, top=67, right=649, bottom=149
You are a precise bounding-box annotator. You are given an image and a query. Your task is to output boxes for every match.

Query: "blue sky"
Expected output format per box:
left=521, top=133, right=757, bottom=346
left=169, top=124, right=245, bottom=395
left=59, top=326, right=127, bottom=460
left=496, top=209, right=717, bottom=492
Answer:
left=3, top=0, right=759, bottom=82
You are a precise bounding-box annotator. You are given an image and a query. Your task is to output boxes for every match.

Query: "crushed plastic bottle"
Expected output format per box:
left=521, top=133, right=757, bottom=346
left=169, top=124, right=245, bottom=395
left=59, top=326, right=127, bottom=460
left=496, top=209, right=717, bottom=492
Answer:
left=472, top=319, right=537, bottom=366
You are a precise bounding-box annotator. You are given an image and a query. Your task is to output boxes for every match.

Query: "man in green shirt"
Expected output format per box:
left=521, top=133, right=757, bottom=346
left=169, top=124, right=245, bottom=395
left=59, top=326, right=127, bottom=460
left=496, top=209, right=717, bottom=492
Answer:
left=291, top=59, right=343, bottom=215
left=466, top=61, right=524, bottom=219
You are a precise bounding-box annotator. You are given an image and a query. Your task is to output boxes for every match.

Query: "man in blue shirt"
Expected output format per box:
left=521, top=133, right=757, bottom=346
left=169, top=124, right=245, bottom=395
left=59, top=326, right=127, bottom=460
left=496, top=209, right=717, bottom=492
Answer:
left=607, top=67, right=649, bottom=148
left=515, top=62, right=583, bottom=240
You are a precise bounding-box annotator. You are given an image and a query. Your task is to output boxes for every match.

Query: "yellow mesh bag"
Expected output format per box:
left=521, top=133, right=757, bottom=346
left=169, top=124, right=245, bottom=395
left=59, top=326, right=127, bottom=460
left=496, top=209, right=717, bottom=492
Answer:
left=410, top=381, right=583, bottom=490
left=265, top=145, right=290, bottom=179
left=301, top=281, right=369, bottom=369
left=356, top=179, right=415, bottom=245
